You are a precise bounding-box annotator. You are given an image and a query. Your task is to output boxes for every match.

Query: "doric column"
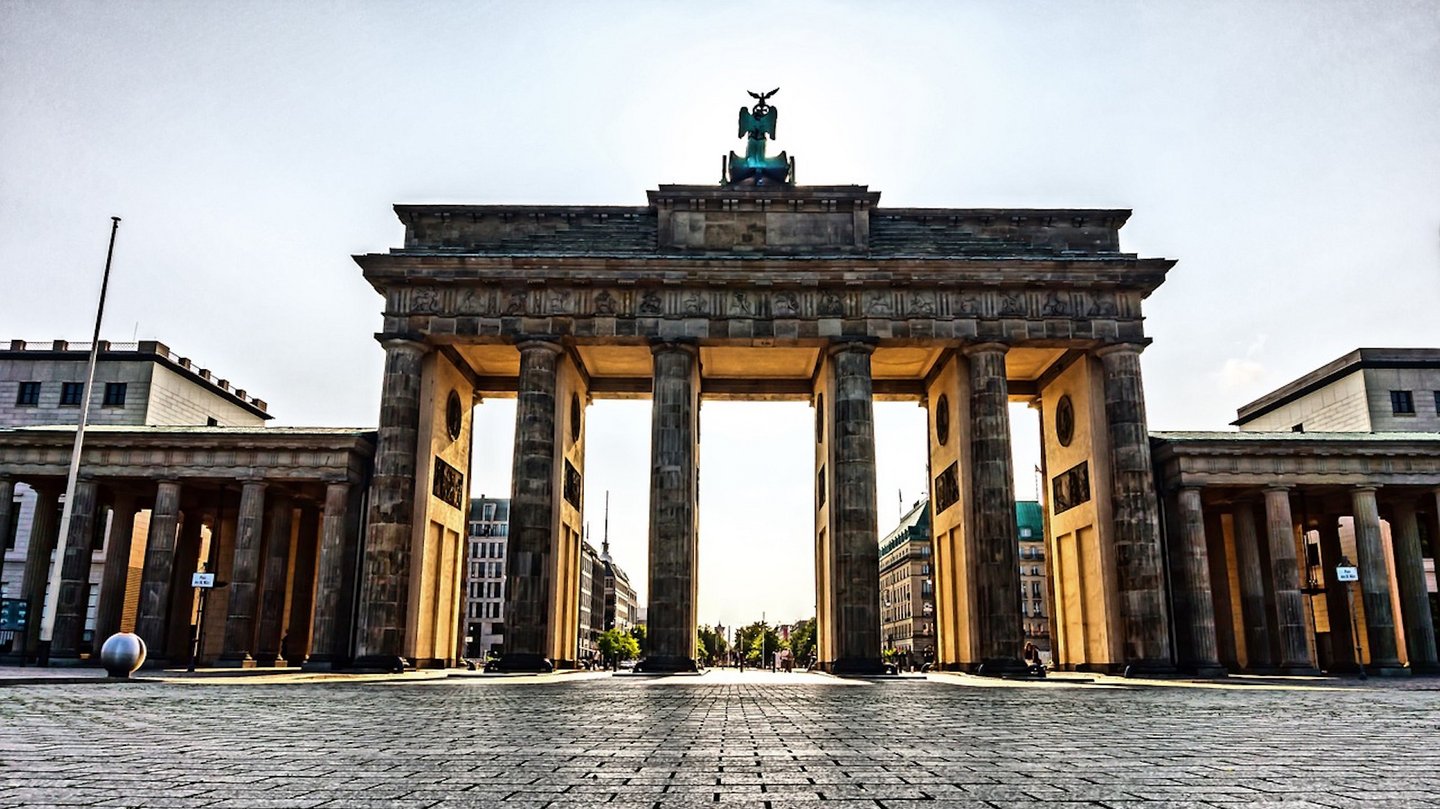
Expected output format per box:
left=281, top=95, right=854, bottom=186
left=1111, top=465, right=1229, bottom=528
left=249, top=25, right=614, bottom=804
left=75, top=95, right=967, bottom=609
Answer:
left=165, top=513, right=203, bottom=660
left=284, top=503, right=321, bottom=664
left=1315, top=516, right=1358, bottom=672
left=20, top=487, right=60, bottom=658
left=966, top=343, right=1024, bottom=674
left=1351, top=486, right=1405, bottom=674
left=50, top=478, right=100, bottom=658
left=356, top=337, right=428, bottom=666
left=0, top=478, right=13, bottom=599
left=1174, top=487, right=1224, bottom=676
left=1095, top=343, right=1173, bottom=674
left=308, top=482, right=353, bottom=667
left=826, top=341, right=882, bottom=674
left=499, top=339, right=564, bottom=671
left=1263, top=487, right=1316, bottom=674
left=93, top=493, right=139, bottom=644
left=1230, top=501, right=1274, bottom=671
left=640, top=339, right=701, bottom=672
left=133, top=481, right=182, bottom=654
left=1388, top=499, right=1437, bottom=673
left=255, top=493, right=294, bottom=665
left=220, top=480, right=267, bottom=664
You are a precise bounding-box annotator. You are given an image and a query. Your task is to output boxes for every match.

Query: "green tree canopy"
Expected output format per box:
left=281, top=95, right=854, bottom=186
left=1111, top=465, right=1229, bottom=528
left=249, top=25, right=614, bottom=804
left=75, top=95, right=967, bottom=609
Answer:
left=789, top=618, right=816, bottom=664
left=599, top=628, right=640, bottom=662
left=734, top=621, right=785, bottom=665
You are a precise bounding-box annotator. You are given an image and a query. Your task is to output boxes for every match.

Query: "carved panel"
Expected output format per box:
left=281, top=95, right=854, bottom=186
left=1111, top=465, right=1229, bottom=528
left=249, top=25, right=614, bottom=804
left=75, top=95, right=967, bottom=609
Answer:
left=563, top=459, right=582, bottom=509
left=1051, top=460, right=1090, bottom=515
left=432, top=456, right=465, bottom=509
left=934, top=462, right=960, bottom=513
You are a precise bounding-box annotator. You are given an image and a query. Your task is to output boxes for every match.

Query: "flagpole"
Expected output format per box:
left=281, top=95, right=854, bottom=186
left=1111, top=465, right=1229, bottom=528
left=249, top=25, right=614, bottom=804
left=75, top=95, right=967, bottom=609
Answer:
left=37, top=216, right=121, bottom=666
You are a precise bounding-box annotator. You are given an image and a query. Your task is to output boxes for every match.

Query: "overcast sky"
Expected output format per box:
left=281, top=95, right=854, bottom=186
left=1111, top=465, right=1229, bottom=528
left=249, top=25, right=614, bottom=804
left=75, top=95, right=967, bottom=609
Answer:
left=3, top=2, right=1437, bottom=630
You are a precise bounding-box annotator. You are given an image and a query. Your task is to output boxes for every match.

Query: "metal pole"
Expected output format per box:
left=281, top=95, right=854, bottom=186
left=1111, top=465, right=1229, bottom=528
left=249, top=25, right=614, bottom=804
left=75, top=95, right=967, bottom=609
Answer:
left=1347, top=581, right=1366, bottom=681
left=38, top=217, right=121, bottom=665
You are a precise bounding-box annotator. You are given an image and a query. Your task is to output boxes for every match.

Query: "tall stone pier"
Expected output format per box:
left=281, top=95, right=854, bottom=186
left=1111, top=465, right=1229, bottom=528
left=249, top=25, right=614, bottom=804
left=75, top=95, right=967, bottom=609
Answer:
left=639, top=341, right=700, bottom=672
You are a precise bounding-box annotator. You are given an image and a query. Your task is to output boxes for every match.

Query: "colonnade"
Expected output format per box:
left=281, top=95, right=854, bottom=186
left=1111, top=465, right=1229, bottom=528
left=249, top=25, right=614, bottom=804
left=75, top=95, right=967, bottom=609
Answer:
left=1167, top=484, right=1439, bottom=676
left=0, top=473, right=362, bottom=668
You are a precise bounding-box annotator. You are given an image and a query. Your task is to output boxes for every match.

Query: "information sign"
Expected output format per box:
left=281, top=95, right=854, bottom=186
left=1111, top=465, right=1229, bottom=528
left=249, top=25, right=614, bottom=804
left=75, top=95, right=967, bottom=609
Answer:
left=1335, top=566, right=1359, bottom=583
left=192, top=572, right=216, bottom=589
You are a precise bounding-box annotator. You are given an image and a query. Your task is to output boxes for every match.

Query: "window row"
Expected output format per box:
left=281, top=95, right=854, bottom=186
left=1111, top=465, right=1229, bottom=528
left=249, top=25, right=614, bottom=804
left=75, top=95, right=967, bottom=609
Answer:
left=1389, top=390, right=1440, bottom=416
left=13, top=381, right=128, bottom=407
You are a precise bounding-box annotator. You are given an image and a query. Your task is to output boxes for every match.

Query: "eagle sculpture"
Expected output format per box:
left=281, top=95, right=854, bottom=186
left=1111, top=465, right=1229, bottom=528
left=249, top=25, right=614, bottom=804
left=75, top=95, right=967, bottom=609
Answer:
left=727, top=88, right=792, bottom=186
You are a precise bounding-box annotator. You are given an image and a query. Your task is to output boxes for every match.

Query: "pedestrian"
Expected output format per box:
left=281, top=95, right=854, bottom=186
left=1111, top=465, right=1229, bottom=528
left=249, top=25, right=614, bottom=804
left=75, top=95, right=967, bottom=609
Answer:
left=1022, top=641, right=1045, bottom=676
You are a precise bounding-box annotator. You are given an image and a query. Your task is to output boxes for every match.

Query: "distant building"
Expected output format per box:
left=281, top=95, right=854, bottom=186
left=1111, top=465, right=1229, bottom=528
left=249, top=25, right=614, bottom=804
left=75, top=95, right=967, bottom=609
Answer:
left=1, top=339, right=270, bottom=649
left=599, top=537, right=638, bottom=632
left=1016, top=500, right=1050, bottom=653
left=464, top=497, right=509, bottom=658
left=577, top=539, right=605, bottom=663
left=1234, top=348, right=1440, bottom=433
left=879, top=498, right=1050, bottom=664
left=879, top=500, right=935, bottom=664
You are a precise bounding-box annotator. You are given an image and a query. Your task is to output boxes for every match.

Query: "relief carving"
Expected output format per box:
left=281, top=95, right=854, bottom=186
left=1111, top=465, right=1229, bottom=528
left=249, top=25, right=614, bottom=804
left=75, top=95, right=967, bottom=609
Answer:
left=503, top=289, right=528, bottom=316
left=817, top=291, right=846, bottom=317
left=594, top=290, right=618, bottom=315
left=455, top=289, right=485, bottom=315
left=909, top=293, right=936, bottom=316
left=1042, top=292, right=1070, bottom=317
left=773, top=291, right=800, bottom=317
left=998, top=292, right=1025, bottom=317
left=1087, top=292, right=1118, bottom=317
left=729, top=292, right=754, bottom=316
left=958, top=293, right=980, bottom=315
left=549, top=289, right=573, bottom=314
left=639, top=290, right=663, bottom=315
left=682, top=293, right=708, bottom=315
left=411, top=287, right=440, bottom=314
left=866, top=292, right=893, bottom=316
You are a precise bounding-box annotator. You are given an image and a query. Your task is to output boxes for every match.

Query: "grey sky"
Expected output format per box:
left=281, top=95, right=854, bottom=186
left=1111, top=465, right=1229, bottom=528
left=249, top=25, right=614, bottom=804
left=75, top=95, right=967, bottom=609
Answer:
left=3, top=2, right=1437, bottom=629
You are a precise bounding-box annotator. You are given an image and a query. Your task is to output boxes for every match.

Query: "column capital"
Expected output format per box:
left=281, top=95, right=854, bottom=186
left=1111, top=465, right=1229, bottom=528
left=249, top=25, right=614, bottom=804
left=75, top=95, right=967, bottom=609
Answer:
left=1352, top=485, right=1381, bottom=495
left=375, top=334, right=430, bottom=354
left=515, top=337, right=565, bottom=355
left=1262, top=484, right=1293, bottom=494
left=1093, top=341, right=1150, bottom=358
left=649, top=337, right=699, bottom=356
left=826, top=338, right=877, bottom=357
left=961, top=341, right=1009, bottom=357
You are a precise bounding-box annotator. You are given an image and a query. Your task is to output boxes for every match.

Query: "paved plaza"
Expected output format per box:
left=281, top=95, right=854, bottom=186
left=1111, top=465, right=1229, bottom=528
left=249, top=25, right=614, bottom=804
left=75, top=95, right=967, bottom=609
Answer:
left=1, top=669, right=1437, bottom=809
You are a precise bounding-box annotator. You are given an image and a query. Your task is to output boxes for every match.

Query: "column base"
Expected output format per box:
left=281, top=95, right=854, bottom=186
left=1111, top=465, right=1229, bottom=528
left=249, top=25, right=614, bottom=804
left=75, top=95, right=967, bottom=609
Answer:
left=349, top=654, right=409, bottom=673
left=1364, top=664, right=1412, bottom=678
left=823, top=658, right=889, bottom=675
left=975, top=658, right=1029, bottom=678
left=1122, top=661, right=1179, bottom=678
left=635, top=655, right=699, bottom=673
left=253, top=654, right=287, bottom=668
left=217, top=653, right=258, bottom=669
left=487, top=653, right=554, bottom=673
left=1408, top=661, right=1440, bottom=676
left=1276, top=664, right=1323, bottom=676
left=301, top=658, right=343, bottom=672
left=1182, top=662, right=1230, bottom=679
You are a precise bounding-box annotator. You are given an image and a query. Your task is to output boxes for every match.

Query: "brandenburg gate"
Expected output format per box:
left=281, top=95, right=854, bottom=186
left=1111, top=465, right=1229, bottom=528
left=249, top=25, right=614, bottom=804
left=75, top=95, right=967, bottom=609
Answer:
left=351, top=92, right=1177, bottom=675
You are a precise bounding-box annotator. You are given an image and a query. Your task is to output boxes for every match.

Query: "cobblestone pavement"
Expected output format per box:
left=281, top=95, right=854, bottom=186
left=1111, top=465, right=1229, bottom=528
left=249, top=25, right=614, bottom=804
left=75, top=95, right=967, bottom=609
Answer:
left=2, top=669, right=1437, bottom=809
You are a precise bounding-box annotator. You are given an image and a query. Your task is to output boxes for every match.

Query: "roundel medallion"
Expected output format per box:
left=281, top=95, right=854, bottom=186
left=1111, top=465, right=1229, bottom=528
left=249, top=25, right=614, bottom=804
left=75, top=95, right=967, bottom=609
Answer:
left=1055, top=394, right=1075, bottom=448
left=935, top=394, right=950, bottom=446
left=570, top=393, right=582, bottom=443
left=445, top=390, right=463, bottom=442
left=815, top=393, right=825, bottom=443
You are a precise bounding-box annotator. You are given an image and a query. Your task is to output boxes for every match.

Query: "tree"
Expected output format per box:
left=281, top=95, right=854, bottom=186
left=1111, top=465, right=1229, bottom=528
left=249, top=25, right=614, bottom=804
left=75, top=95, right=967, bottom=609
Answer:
left=598, top=628, right=640, bottom=665
left=789, top=617, right=816, bottom=665
left=734, top=621, right=784, bottom=666
left=629, top=624, right=647, bottom=656
left=697, top=625, right=728, bottom=665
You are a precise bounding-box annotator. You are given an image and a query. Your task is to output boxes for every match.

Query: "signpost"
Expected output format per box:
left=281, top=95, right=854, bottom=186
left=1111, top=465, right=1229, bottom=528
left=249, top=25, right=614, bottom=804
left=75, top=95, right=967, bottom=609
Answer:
left=187, top=568, right=225, bottom=672
left=1337, top=557, right=1365, bottom=680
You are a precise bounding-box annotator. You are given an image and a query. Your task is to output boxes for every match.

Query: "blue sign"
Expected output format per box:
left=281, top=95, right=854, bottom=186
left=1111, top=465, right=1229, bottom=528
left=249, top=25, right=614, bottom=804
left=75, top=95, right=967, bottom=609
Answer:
left=0, top=598, right=27, bottom=631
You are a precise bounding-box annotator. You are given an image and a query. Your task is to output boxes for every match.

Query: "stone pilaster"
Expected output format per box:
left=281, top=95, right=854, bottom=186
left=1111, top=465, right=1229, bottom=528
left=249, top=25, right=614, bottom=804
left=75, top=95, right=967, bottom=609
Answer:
left=307, top=482, right=353, bottom=668
left=498, top=339, right=564, bottom=672
left=1174, top=487, right=1225, bottom=676
left=93, top=493, right=138, bottom=644
left=220, top=480, right=267, bottom=665
left=965, top=343, right=1024, bottom=674
left=639, top=340, right=701, bottom=673
left=1315, top=516, right=1358, bottom=673
left=1351, top=487, right=1406, bottom=675
left=1095, top=344, right=1173, bottom=674
left=50, top=478, right=100, bottom=658
left=255, top=493, right=294, bottom=665
left=1388, top=499, right=1437, bottom=673
left=355, top=337, right=428, bottom=668
left=284, top=503, right=321, bottom=664
left=20, top=487, right=60, bottom=659
left=826, top=341, right=882, bottom=675
left=1230, top=502, right=1274, bottom=671
left=165, top=514, right=203, bottom=660
left=134, top=481, right=182, bottom=655
left=0, top=478, right=12, bottom=600
left=1263, top=487, right=1317, bottom=674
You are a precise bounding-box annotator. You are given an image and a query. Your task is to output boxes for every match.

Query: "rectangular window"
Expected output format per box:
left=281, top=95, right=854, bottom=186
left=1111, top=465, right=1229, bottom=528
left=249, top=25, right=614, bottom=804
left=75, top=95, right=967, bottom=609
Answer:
left=1434, top=391, right=1440, bottom=414
left=102, top=382, right=127, bottom=407
left=59, top=382, right=85, bottom=406
left=1391, top=390, right=1415, bottom=415
left=15, top=381, right=40, bottom=406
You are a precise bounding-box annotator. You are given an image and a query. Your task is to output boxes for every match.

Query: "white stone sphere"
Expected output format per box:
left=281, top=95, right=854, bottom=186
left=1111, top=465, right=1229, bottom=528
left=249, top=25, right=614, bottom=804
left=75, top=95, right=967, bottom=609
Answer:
left=99, top=633, right=147, bottom=678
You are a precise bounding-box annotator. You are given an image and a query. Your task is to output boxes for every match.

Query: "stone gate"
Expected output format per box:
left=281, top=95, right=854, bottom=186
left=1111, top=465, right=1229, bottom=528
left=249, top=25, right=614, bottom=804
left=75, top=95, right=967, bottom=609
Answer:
left=351, top=99, right=1178, bottom=674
